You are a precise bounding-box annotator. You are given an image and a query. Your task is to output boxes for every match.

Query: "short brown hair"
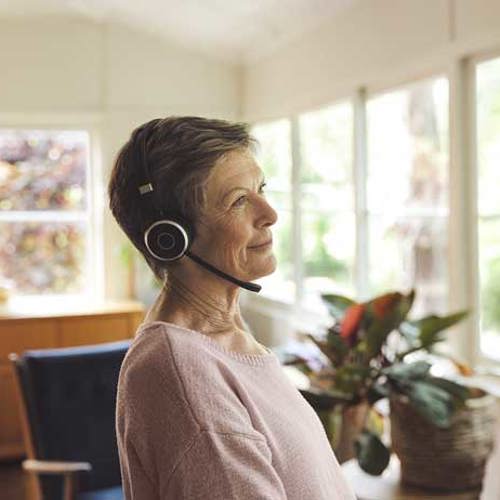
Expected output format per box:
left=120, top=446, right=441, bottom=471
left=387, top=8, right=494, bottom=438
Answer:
left=108, top=116, right=257, bottom=282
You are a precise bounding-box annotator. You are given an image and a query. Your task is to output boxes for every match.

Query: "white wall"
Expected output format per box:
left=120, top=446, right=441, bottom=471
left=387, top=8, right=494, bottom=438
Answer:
left=243, top=0, right=500, bottom=122
left=0, top=17, right=241, bottom=301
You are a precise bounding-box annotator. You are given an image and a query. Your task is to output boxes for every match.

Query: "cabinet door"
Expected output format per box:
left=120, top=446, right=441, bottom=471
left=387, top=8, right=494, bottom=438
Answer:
left=0, top=319, right=58, bottom=361
left=58, top=314, right=131, bottom=347
left=0, top=363, right=25, bottom=459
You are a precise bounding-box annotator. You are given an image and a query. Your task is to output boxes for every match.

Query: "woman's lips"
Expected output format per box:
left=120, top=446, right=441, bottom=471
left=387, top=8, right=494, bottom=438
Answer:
left=249, top=240, right=273, bottom=249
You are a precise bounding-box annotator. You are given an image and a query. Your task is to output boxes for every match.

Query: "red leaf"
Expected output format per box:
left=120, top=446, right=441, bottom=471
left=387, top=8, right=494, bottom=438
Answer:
left=340, top=303, right=365, bottom=343
left=371, top=292, right=402, bottom=319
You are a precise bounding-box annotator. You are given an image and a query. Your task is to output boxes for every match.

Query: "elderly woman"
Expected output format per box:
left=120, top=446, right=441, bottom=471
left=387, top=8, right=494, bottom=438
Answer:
left=108, top=116, right=355, bottom=499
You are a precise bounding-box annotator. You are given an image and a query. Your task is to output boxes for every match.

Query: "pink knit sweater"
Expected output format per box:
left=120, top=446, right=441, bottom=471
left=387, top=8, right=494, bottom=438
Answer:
left=116, top=321, right=356, bottom=499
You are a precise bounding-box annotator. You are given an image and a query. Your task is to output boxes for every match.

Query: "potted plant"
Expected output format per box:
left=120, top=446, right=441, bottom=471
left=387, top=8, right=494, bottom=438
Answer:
left=285, top=289, right=496, bottom=487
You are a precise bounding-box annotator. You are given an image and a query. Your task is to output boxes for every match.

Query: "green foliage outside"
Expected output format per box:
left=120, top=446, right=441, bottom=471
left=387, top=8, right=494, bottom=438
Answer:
left=482, top=256, right=500, bottom=331
left=303, top=215, right=348, bottom=281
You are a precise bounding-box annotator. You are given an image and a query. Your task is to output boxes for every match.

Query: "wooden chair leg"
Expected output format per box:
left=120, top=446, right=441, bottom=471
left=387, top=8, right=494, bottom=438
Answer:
left=63, top=472, right=79, bottom=500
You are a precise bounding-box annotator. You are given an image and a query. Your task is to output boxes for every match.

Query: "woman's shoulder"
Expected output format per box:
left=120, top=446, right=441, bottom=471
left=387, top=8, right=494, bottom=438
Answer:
left=118, top=321, right=263, bottom=435
left=118, top=320, right=240, bottom=399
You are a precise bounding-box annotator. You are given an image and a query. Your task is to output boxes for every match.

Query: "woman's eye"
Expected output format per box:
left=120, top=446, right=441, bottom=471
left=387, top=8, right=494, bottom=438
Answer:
left=232, top=196, right=247, bottom=207
left=232, top=184, right=266, bottom=208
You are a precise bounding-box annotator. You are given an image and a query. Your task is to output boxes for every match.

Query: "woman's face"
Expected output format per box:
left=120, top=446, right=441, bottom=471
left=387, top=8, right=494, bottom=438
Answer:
left=191, top=148, right=278, bottom=282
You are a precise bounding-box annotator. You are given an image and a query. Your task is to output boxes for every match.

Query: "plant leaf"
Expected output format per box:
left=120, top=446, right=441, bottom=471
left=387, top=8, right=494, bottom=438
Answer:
left=321, top=293, right=357, bottom=320
left=383, top=360, right=431, bottom=381
left=425, top=376, right=471, bottom=409
left=364, top=291, right=414, bottom=359
left=405, top=311, right=468, bottom=349
left=404, top=380, right=454, bottom=428
left=333, top=365, right=371, bottom=396
left=355, top=429, right=391, bottom=476
left=305, top=334, right=343, bottom=368
left=367, top=382, right=390, bottom=405
left=326, top=329, right=350, bottom=364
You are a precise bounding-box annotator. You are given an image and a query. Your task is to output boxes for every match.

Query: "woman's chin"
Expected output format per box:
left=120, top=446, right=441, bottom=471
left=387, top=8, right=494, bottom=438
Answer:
left=249, top=254, right=277, bottom=281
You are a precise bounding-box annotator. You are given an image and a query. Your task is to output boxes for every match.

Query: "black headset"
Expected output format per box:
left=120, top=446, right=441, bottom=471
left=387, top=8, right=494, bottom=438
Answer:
left=135, top=120, right=261, bottom=293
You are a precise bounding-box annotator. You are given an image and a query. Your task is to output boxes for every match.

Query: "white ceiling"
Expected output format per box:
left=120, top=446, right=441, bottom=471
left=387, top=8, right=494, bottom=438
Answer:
left=0, top=0, right=358, bottom=64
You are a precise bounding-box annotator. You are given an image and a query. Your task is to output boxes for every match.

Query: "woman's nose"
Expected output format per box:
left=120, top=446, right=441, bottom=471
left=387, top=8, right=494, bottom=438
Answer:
left=257, top=197, right=278, bottom=227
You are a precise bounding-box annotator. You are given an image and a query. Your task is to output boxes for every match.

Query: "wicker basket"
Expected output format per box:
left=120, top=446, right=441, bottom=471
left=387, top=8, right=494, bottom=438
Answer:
left=390, top=388, right=497, bottom=491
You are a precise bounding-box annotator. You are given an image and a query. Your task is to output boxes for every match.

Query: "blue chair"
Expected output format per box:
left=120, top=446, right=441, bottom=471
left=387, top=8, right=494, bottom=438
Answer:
left=9, top=340, right=130, bottom=500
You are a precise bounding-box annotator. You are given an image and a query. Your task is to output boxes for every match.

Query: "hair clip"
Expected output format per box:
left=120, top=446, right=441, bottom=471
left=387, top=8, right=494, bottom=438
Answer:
left=138, top=183, right=154, bottom=195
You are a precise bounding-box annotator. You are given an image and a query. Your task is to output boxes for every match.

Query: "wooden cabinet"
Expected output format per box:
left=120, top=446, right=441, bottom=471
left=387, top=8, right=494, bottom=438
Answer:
left=0, top=298, right=144, bottom=460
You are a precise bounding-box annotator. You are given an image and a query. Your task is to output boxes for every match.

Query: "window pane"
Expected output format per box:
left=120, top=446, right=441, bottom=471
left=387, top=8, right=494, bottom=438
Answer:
left=369, top=214, right=448, bottom=317
left=367, top=77, right=449, bottom=315
left=0, top=129, right=89, bottom=211
left=265, top=190, right=289, bottom=212
left=302, top=211, right=355, bottom=311
left=478, top=217, right=500, bottom=360
left=0, top=221, right=87, bottom=294
left=252, top=120, right=293, bottom=300
left=301, top=180, right=352, bottom=213
left=477, top=57, right=500, bottom=358
left=367, top=78, right=449, bottom=213
left=477, top=58, right=500, bottom=215
left=300, top=103, right=354, bottom=212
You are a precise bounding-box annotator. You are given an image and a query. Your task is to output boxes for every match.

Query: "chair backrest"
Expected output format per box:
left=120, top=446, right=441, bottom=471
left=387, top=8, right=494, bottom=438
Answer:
left=11, top=340, right=131, bottom=500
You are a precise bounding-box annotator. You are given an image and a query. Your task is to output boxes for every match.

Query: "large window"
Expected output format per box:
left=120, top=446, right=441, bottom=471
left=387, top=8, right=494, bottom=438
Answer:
left=0, top=129, right=92, bottom=296
left=476, top=57, right=500, bottom=360
left=250, top=58, right=500, bottom=369
left=367, top=77, right=449, bottom=317
left=253, top=80, right=449, bottom=319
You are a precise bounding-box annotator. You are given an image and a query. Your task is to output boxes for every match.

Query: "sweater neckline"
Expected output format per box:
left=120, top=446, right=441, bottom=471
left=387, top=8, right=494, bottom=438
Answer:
left=138, top=320, right=279, bottom=367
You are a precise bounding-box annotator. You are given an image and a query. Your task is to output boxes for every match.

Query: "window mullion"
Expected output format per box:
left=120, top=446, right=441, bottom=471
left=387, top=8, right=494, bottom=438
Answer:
left=290, top=116, right=303, bottom=306
left=0, top=211, right=88, bottom=222
left=353, top=87, right=369, bottom=301
left=448, top=57, right=480, bottom=366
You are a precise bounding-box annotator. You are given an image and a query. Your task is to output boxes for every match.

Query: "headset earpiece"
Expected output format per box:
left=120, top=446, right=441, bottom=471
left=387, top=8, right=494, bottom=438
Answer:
left=144, top=217, right=193, bottom=262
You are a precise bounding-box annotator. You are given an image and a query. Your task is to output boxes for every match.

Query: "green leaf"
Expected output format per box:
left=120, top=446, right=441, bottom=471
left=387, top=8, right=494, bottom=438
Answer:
left=366, top=382, right=390, bottom=405
left=355, top=430, right=391, bottom=476
left=404, top=311, right=468, bottom=349
left=364, top=291, right=415, bottom=359
left=333, top=365, right=371, bottom=396
left=326, top=329, right=349, bottom=364
left=425, top=376, right=470, bottom=408
left=321, top=293, right=356, bottom=320
left=383, top=360, right=431, bottom=381
left=404, top=380, right=454, bottom=428
left=305, top=334, right=340, bottom=365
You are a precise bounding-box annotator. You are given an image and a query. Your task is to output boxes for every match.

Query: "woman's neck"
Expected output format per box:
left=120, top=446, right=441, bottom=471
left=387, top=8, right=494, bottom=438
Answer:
left=145, top=275, right=247, bottom=338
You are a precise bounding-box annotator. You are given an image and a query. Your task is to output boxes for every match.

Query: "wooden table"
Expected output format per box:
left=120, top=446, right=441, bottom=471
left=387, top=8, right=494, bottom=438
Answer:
left=341, top=455, right=482, bottom=500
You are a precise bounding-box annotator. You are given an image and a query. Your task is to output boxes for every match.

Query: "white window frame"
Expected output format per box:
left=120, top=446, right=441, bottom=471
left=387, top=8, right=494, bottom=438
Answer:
left=247, top=51, right=500, bottom=370
left=0, top=112, right=105, bottom=302
left=466, top=50, right=500, bottom=371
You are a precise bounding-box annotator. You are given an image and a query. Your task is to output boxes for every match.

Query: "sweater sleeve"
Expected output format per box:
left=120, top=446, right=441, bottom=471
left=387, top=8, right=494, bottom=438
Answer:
left=162, top=430, right=287, bottom=500
left=117, top=436, right=158, bottom=500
